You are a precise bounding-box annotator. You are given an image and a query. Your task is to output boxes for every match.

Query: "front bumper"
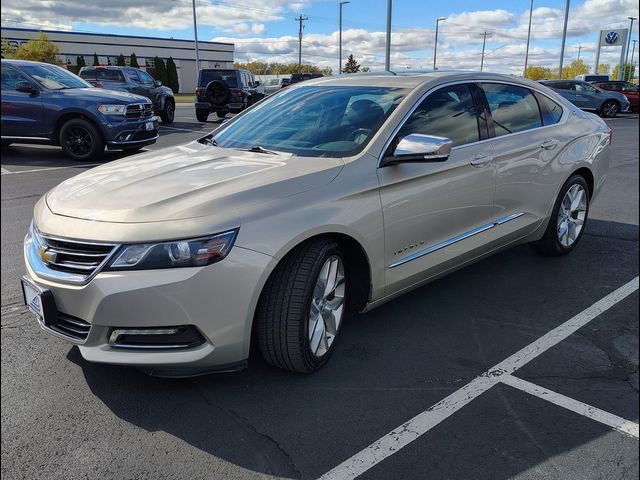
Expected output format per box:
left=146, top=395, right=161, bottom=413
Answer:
left=98, top=115, right=159, bottom=149
left=24, top=243, right=274, bottom=374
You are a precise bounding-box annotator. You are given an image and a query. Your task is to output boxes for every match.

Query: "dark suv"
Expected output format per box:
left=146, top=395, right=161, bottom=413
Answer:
left=1, top=59, right=158, bottom=161
left=79, top=66, right=175, bottom=123
left=195, top=68, right=262, bottom=122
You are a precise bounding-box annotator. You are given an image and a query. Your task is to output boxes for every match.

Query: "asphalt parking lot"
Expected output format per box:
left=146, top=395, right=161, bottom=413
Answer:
left=1, top=105, right=638, bottom=480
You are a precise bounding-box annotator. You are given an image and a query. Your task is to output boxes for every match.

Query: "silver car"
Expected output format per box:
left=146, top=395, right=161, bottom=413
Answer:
left=540, top=79, right=630, bottom=117
left=21, top=72, right=611, bottom=375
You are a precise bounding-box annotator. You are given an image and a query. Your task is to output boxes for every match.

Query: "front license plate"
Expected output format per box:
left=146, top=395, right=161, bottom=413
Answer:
left=21, top=277, right=56, bottom=325
left=145, top=121, right=154, bottom=131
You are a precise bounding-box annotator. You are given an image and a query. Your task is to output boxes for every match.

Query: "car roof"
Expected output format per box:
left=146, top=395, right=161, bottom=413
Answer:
left=1, top=58, right=59, bottom=67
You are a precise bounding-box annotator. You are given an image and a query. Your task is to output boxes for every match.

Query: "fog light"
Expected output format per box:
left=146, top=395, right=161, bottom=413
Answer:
left=109, top=325, right=205, bottom=349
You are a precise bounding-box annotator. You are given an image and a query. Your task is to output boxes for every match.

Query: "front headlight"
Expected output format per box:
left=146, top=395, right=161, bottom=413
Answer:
left=98, top=104, right=127, bottom=115
left=105, top=230, right=238, bottom=271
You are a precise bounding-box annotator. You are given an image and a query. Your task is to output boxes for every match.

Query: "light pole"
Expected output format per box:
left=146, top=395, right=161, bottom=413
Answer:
left=557, top=0, right=570, bottom=79
left=339, top=1, right=350, bottom=74
left=624, top=17, right=637, bottom=80
left=631, top=39, right=637, bottom=80
left=433, top=17, right=446, bottom=70
left=479, top=31, right=491, bottom=71
left=523, top=0, right=534, bottom=77
left=191, top=0, right=200, bottom=71
left=576, top=45, right=582, bottom=61
left=385, top=0, right=392, bottom=71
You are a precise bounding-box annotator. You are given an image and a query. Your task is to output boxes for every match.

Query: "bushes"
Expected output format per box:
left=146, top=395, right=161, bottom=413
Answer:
left=153, top=57, right=169, bottom=86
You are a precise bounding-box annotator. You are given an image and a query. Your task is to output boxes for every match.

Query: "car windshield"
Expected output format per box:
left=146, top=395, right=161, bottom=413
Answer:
left=22, top=64, right=91, bottom=90
left=211, top=86, right=407, bottom=157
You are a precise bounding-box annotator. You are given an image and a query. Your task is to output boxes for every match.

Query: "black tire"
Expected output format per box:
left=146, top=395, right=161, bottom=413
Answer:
left=59, top=118, right=104, bottom=161
left=196, top=108, right=209, bottom=123
left=531, top=174, right=590, bottom=256
left=160, top=99, right=175, bottom=123
left=600, top=100, right=620, bottom=118
left=205, top=80, right=231, bottom=106
left=257, top=239, right=346, bottom=373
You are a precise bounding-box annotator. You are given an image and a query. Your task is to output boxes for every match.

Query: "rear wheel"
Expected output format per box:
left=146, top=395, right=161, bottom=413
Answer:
left=196, top=108, right=209, bottom=122
left=600, top=100, right=620, bottom=118
left=532, top=175, right=589, bottom=256
left=59, top=118, right=104, bottom=161
left=257, top=239, right=347, bottom=373
left=160, top=100, right=175, bottom=123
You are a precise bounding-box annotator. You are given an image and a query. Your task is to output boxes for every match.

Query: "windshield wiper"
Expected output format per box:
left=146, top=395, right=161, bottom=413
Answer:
left=198, top=134, right=219, bottom=146
left=244, top=145, right=279, bottom=155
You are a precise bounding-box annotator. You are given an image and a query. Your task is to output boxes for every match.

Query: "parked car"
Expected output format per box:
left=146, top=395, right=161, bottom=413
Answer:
left=286, top=72, right=324, bottom=87
left=78, top=66, right=175, bottom=123
left=21, top=72, right=610, bottom=376
left=194, top=68, right=261, bottom=122
left=539, top=79, right=630, bottom=117
left=263, top=77, right=290, bottom=95
left=575, top=74, right=610, bottom=83
left=592, top=80, right=639, bottom=111
left=1, top=59, right=158, bottom=160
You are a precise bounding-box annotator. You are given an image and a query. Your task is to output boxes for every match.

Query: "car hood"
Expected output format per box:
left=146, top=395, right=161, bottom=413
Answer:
left=61, top=87, right=149, bottom=104
left=45, top=142, right=344, bottom=223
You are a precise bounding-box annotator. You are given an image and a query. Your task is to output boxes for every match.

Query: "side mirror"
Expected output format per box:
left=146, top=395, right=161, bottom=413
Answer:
left=382, top=134, right=453, bottom=167
left=15, top=81, right=38, bottom=95
left=155, top=80, right=162, bottom=87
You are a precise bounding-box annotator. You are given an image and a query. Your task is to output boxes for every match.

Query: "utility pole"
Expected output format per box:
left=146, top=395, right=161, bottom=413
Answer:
left=557, top=0, right=570, bottom=79
left=191, top=0, right=200, bottom=71
left=339, top=1, right=350, bottom=74
left=631, top=39, right=637, bottom=79
left=296, top=14, right=308, bottom=67
left=624, top=17, right=637, bottom=80
left=385, top=0, right=392, bottom=71
left=480, top=31, right=491, bottom=71
left=433, top=17, right=446, bottom=70
left=523, top=0, right=534, bottom=77
left=576, top=45, right=582, bottom=61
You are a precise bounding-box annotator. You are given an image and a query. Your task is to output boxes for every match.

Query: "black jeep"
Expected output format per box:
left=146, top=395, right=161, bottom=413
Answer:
left=195, top=68, right=262, bottom=122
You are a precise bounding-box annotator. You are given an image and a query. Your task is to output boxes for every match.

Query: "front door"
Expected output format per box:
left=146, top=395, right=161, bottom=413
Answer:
left=1, top=64, right=43, bottom=137
left=377, top=83, right=496, bottom=295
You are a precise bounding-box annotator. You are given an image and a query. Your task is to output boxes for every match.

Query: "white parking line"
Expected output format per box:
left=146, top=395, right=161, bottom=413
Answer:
left=500, top=375, right=639, bottom=438
left=318, top=276, right=639, bottom=480
left=0, top=164, right=99, bottom=175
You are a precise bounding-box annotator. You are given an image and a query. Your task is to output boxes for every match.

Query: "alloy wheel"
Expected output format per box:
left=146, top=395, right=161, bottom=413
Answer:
left=557, top=184, right=587, bottom=247
left=64, top=126, right=93, bottom=157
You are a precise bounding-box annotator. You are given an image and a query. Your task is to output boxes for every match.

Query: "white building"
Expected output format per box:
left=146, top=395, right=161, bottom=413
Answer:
left=1, top=27, right=235, bottom=92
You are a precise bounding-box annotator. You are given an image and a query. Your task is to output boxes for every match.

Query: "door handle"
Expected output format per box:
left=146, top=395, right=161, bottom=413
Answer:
left=470, top=154, right=493, bottom=167
left=540, top=139, right=559, bottom=150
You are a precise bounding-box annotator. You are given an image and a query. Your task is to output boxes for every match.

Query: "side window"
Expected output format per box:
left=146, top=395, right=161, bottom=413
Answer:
left=1, top=65, right=31, bottom=90
left=535, top=93, right=563, bottom=125
left=125, top=70, right=141, bottom=83
left=397, top=84, right=480, bottom=147
left=481, top=83, right=542, bottom=136
left=575, top=82, right=596, bottom=93
left=138, top=70, right=155, bottom=85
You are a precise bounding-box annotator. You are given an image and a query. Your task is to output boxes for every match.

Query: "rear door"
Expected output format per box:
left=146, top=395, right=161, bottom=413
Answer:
left=574, top=81, right=605, bottom=110
left=1, top=64, right=43, bottom=137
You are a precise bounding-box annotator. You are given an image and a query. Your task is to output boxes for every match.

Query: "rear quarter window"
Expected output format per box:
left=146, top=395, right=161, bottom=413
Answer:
left=535, top=93, right=563, bottom=125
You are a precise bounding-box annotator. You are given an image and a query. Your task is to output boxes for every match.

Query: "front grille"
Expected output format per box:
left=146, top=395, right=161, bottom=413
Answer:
left=49, top=312, right=91, bottom=341
left=125, top=103, right=153, bottom=120
left=37, top=231, right=117, bottom=278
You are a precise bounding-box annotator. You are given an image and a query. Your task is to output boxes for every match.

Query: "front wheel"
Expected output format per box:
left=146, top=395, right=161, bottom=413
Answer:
left=257, top=239, right=347, bottom=373
left=532, top=175, right=590, bottom=256
left=59, top=118, right=104, bottom=161
left=195, top=108, right=209, bottom=122
left=160, top=100, right=175, bottom=123
left=600, top=100, right=619, bottom=118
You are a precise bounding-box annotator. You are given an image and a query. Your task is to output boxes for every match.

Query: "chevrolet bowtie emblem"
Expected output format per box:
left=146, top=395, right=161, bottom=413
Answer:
left=38, top=246, right=58, bottom=263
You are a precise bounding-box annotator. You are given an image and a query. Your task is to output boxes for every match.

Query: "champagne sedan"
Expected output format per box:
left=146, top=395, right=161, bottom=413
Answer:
left=22, top=72, right=611, bottom=376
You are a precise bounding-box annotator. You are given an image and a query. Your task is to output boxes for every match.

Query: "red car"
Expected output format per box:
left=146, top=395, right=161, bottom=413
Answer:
left=593, top=81, right=639, bottom=111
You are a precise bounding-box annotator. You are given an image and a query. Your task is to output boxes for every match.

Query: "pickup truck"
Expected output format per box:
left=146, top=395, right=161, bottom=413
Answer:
left=79, top=66, right=175, bottom=123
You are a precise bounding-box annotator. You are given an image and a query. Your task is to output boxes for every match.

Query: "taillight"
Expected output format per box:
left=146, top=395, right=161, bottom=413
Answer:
left=94, top=82, right=104, bottom=88
left=195, top=88, right=202, bottom=97
left=235, top=90, right=243, bottom=97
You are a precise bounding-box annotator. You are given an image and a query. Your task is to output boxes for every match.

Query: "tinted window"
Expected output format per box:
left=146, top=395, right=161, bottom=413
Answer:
left=536, top=94, right=563, bottom=125
left=212, top=86, right=407, bottom=157
left=124, top=70, right=140, bottom=83
left=138, top=70, right=155, bottom=85
left=79, top=68, right=125, bottom=82
left=1, top=65, right=31, bottom=90
left=574, top=82, right=597, bottom=93
left=482, top=83, right=542, bottom=136
left=199, top=69, right=238, bottom=87
left=397, top=84, right=479, bottom=147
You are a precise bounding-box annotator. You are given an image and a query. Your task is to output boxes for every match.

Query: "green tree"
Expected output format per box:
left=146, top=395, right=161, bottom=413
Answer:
left=233, top=61, right=329, bottom=76
left=76, top=55, right=86, bottom=69
left=361, top=66, right=371, bottom=72
left=561, top=59, right=589, bottom=79
left=116, top=54, right=126, bottom=66
left=343, top=54, right=361, bottom=73
left=597, top=63, right=610, bottom=74
left=14, top=32, right=61, bottom=65
left=153, top=57, right=169, bottom=85
left=612, top=63, right=635, bottom=81
left=1, top=38, right=16, bottom=59
left=130, top=52, right=139, bottom=68
left=166, top=57, right=179, bottom=93
left=524, top=65, right=553, bottom=80
left=93, top=53, right=99, bottom=66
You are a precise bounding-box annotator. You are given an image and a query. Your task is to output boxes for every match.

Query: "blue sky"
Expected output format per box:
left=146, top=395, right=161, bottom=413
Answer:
left=2, top=0, right=639, bottom=74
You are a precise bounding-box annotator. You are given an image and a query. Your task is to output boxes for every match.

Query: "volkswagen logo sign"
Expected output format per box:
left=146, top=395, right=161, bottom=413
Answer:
left=605, top=31, right=619, bottom=45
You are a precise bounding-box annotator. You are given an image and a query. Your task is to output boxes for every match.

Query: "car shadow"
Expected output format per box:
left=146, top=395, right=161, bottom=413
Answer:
left=70, top=219, right=639, bottom=479
left=0, top=143, right=143, bottom=169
